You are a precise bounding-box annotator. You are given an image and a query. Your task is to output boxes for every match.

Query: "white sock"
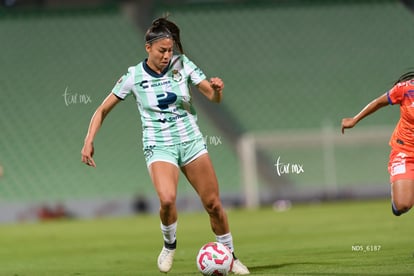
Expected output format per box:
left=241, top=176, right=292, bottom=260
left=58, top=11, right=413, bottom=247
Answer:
left=216, top=232, right=234, bottom=253
left=161, top=221, right=177, bottom=245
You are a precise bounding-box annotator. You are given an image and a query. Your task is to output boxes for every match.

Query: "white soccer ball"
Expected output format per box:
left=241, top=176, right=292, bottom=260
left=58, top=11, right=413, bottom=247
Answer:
left=196, top=242, right=234, bottom=276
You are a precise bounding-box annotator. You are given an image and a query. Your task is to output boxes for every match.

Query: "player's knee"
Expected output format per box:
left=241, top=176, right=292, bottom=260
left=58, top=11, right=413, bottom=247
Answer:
left=203, top=198, right=222, bottom=216
left=159, top=195, right=176, bottom=211
left=393, top=200, right=413, bottom=215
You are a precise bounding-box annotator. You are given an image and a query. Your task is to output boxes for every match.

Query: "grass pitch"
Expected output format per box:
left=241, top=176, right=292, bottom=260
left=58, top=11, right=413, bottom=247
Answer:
left=0, top=199, right=413, bottom=275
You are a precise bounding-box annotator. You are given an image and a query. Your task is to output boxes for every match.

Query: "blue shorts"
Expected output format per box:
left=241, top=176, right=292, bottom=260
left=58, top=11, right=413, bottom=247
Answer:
left=143, top=137, right=207, bottom=168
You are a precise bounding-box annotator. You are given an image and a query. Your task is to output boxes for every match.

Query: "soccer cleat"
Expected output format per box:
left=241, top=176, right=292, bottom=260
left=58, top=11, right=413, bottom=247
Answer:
left=231, top=259, right=250, bottom=275
left=157, top=246, right=175, bottom=273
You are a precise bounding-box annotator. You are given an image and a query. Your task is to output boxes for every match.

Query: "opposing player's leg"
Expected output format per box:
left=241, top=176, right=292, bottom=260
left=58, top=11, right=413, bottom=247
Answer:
left=391, top=179, right=414, bottom=216
left=149, top=161, right=180, bottom=272
left=388, top=150, right=414, bottom=216
left=182, top=153, right=250, bottom=275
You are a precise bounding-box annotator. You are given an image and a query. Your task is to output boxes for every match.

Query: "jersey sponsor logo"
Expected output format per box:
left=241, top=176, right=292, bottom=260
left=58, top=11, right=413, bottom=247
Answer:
left=158, top=112, right=188, bottom=123
left=390, top=152, right=407, bottom=176
left=156, top=92, right=177, bottom=110
left=404, top=90, right=414, bottom=98
left=155, top=91, right=189, bottom=123
left=139, top=80, right=149, bottom=89
left=152, top=80, right=171, bottom=88
left=139, top=80, right=171, bottom=89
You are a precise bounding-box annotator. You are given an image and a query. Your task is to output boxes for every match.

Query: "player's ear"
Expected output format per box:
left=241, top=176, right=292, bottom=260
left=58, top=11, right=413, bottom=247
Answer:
left=145, top=43, right=151, bottom=54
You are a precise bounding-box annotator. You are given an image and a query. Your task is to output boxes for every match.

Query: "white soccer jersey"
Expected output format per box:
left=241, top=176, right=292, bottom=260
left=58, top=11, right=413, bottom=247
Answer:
left=112, top=54, right=206, bottom=147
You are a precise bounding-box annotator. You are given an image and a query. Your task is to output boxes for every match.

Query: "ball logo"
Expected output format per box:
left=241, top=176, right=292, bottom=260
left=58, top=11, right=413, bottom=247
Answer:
left=198, top=245, right=229, bottom=270
left=196, top=242, right=233, bottom=276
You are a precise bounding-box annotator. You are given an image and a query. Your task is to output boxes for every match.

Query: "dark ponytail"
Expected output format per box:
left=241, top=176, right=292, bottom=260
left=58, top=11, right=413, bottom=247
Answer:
left=145, top=16, right=184, bottom=54
left=394, top=71, right=414, bottom=85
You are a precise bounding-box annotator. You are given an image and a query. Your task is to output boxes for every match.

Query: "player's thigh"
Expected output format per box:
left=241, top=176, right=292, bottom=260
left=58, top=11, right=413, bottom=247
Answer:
left=392, top=179, right=414, bottom=206
left=149, top=161, right=180, bottom=202
left=181, top=153, right=220, bottom=200
left=389, top=149, right=414, bottom=206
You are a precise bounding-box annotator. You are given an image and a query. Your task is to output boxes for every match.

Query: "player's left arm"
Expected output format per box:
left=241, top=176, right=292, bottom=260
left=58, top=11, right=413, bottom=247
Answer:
left=341, top=93, right=389, bottom=134
left=197, top=77, right=223, bottom=103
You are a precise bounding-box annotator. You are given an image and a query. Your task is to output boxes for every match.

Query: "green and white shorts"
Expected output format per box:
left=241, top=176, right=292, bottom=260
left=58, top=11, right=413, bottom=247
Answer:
left=143, top=137, right=207, bottom=168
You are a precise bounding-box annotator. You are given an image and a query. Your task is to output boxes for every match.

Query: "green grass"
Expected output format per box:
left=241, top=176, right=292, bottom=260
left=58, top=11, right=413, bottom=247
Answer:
left=1, top=200, right=414, bottom=275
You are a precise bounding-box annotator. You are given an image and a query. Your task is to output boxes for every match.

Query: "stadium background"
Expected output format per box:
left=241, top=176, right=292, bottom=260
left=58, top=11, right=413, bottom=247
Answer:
left=1, top=0, right=413, bottom=221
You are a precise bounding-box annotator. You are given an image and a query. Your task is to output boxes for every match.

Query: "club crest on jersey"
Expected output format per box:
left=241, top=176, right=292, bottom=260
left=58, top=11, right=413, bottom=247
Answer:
left=172, top=69, right=182, bottom=82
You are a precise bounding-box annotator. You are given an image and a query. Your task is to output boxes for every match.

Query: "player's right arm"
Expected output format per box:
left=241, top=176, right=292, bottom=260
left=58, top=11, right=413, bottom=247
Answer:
left=197, top=78, right=224, bottom=103
left=81, top=93, right=121, bottom=167
left=341, top=93, right=389, bottom=134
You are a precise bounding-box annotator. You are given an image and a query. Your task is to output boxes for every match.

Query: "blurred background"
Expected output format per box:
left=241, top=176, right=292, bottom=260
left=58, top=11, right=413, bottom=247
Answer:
left=1, top=0, right=413, bottom=222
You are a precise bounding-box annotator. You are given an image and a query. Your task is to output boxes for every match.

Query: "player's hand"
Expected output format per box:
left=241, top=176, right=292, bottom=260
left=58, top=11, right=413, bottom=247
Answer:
left=209, top=77, right=224, bottom=92
left=81, top=142, right=96, bottom=167
left=341, top=118, right=357, bottom=134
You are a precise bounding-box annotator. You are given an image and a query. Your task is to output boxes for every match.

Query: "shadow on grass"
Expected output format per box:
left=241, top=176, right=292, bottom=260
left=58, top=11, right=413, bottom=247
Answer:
left=249, top=262, right=414, bottom=275
left=248, top=262, right=328, bottom=275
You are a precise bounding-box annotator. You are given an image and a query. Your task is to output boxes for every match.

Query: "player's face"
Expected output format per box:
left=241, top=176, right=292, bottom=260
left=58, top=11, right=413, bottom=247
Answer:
left=146, top=38, right=174, bottom=73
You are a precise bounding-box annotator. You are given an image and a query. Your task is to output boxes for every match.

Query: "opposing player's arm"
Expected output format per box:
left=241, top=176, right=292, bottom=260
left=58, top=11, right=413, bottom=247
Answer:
left=81, top=93, right=121, bottom=167
left=341, top=93, right=389, bottom=134
left=197, top=78, right=223, bottom=103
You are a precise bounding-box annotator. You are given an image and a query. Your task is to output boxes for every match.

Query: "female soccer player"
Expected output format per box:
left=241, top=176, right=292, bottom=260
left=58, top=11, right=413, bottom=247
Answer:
left=342, top=71, right=414, bottom=216
left=81, top=16, right=249, bottom=274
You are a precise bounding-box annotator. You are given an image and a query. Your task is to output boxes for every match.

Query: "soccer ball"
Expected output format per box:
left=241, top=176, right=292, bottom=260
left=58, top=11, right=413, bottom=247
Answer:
left=196, top=242, right=234, bottom=276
